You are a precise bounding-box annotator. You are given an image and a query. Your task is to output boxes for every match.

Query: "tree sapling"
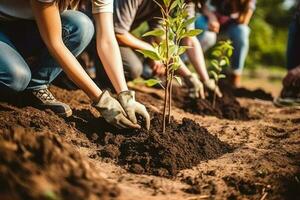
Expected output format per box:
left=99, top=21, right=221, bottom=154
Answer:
left=138, top=0, right=202, bottom=133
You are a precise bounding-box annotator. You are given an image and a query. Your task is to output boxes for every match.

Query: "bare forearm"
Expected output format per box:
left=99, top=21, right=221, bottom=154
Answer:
left=238, top=9, right=254, bottom=25
left=50, top=43, right=102, bottom=102
left=94, top=13, right=129, bottom=94
left=97, top=39, right=128, bottom=93
left=116, top=32, right=154, bottom=51
left=182, top=37, right=209, bottom=81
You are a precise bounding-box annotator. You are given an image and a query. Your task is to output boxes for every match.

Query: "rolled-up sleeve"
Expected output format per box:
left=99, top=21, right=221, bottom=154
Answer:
left=92, top=0, right=114, bottom=13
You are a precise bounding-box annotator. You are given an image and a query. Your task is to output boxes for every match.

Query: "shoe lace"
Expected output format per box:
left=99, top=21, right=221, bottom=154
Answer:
left=32, top=89, right=56, bottom=101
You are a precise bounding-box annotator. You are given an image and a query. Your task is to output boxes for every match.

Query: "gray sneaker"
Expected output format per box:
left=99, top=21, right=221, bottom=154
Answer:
left=274, top=97, right=300, bottom=108
left=29, top=88, right=72, bottom=117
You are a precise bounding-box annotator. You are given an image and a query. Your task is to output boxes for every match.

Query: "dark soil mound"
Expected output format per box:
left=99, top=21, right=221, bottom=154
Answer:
left=233, top=88, right=274, bottom=101
left=172, top=86, right=250, bottom=120
left=69, top=110, right=231, bottom=177
left=0, top=127, right=120, bottom=200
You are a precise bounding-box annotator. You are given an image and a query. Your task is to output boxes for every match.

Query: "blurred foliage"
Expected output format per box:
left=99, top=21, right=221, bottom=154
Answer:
left=132, top=0, right=296, bottom=70
left=247, top=0, right=294, bottom=69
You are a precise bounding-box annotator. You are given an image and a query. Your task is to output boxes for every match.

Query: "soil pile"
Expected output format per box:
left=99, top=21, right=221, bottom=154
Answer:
left=233, top=87, right=274, bottom=101
left=172, top=86, right=250, bottom=120
left=71, top=111, right=231, bottom=177
left=0, top=127, right=120, bottom=200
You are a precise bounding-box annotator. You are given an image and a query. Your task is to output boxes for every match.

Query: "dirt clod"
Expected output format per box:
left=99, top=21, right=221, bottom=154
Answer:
left=0, top=127, right=120, bottom=200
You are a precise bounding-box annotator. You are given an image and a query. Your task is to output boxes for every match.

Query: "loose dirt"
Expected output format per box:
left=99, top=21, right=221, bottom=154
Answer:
left=0, top=85, right=299, bottom=200
left=0, top=126, right=120, bottom=200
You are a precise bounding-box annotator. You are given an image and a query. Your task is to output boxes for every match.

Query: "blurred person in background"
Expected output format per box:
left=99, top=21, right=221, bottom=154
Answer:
left=196, top=0, right=256, bottom=87
left=274, top=0, right=300, bottom=107
left=0, top=0, right=150, bottom=130
left=112, top=0, right=222, bottom=99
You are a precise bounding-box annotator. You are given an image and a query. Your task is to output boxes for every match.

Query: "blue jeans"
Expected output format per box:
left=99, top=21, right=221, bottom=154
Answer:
left=195, top=15, right=250, bottom=75
left=286, top=16, right=300, bottom=70
left=0, top=10, right=94, bottom=92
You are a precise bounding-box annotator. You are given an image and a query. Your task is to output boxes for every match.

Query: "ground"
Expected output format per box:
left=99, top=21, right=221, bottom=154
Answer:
left=0, top=74, right=299, bottom=200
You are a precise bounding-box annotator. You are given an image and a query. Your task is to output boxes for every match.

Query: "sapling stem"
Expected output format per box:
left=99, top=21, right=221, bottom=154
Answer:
left=138, top=0, right=202, bottom=133
left=163, top=6, right=170, bottom=133
left=168, top=71, right=174, bottom=124
left=212, top=86, right=217, bottom=109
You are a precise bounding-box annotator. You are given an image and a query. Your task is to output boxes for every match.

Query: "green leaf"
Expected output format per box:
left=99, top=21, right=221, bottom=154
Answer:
left=169, top=45, right=178, bottom=57
left=136, top=49, right=161, bottom=61
left=182, top=29, right=202, bottom=38
left=211, top=60, right=221, bottom=71
left=174, top=76, right=182, bottom=85
left=224, top=56, right=230, bottom=66
left=170, top=0, right=178, bottom=11
left=178, top=46, right=188, bottom=55
left=219, top=59, right=227, bottom=66
left=209, top=71, right=219, bottom=81
left=212, top=50, right=222, bottom=57
left=144, top=79, right=162, bottom=87
left=171, top=62, right=181, bottom=71
left=44, top=190, right=61, bottom=200
left=218, top=74, right=226, bottom=79
left=163, top=0, right=170, bottom=7
left=142, top=29, right=164, bottom=37
left=227, top=48, right=233, bottom=57
left=183, top=17, right=197, bottom=27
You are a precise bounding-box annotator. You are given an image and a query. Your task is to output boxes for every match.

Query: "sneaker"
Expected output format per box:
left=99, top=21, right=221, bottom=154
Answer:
left=28, top=88, right=72, bottom=117
left=274, top=97, right=300, bottom=108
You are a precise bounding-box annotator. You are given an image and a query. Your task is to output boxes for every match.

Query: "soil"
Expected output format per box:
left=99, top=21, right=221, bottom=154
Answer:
left=172, top=86, right=250, bottom=120
left=0, top=85, right=300, bottom=200
left=233, top=87, right=274, bottom=101
left=0, top=126, right=120, bottom=200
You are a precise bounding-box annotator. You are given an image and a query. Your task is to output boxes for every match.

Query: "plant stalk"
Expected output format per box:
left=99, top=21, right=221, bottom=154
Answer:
left=212, top=84, right=217, bottom=109
left=168, top=71, right=174, bottom=123
left=162, top=7, right=170, bottom=133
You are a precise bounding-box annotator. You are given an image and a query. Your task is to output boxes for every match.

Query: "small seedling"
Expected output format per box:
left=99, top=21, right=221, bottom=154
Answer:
left=209, top=40, right=233, bottom=108
left=138, top=0, right=202, bottom=133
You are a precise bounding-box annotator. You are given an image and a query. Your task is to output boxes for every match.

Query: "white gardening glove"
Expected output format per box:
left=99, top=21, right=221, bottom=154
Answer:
left=93, top=91, right=140, bottom=129
left=204, top=79, right=223, bottom=98
left=184, top=73, right=205, bottom=99
left=118, top=90, right=150, bottom=130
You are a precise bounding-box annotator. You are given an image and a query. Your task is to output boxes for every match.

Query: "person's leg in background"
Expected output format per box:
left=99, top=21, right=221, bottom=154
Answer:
left=224, top=23, right=250, bottom=87
left=195, top=15, right=217, bottom=52
left=119, top=46, right=143, bottom=81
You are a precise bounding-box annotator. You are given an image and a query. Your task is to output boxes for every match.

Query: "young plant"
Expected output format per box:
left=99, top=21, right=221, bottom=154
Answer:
left=209, top=40, right=234, bottom=108
left=138, top=0, right=201, bottom=133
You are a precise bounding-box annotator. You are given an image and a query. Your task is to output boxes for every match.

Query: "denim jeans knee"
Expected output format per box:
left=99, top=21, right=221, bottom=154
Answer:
left=27, top=11, right=95, bottom=89
left=61, top=10, right=95, bottom=57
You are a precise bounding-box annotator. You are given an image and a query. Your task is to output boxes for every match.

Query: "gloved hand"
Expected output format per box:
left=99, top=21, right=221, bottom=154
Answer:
left=93, top=91, right=140, bottom=129
left=118, top=90, right=150, bottom=130
left=184, top=73, right=205, bottom=99
left=203, top=79, right=223, bottom=98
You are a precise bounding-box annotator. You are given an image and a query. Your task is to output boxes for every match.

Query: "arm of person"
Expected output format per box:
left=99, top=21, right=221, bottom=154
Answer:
left=93, top=12, right=128, bottom=94
left=181, top=36, right=210, bottom=82
left=31, top=1, right=142, bottom=129
left=30, top=0, right=102, bottom=102
left=238, top=8, right=254, bottom=25
left=116, top=32, right=155, bottom=51
left=202, top=4, right=220, bottom=33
